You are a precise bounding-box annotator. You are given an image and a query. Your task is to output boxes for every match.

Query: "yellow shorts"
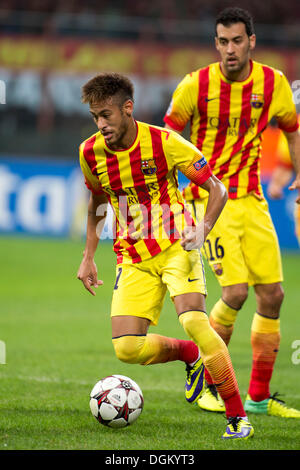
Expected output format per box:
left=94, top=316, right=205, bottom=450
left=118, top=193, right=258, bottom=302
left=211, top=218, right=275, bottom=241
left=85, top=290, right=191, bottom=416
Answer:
left=111, top=240, right=207, bottom=325
left=189, top=194, right=283, bottom=287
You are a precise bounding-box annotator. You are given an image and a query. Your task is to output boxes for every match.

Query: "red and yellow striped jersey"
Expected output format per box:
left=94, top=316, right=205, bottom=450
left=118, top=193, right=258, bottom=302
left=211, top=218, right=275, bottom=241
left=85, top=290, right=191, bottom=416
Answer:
left=79, top=121, right=212, bottom=264
left=164, top=60, right=299, bottom=201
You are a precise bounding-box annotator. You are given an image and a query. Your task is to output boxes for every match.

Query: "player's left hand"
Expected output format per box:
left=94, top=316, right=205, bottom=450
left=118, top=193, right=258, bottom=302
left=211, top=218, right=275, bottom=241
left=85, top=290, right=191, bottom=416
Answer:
left=288, top=175, right=300, bottom=203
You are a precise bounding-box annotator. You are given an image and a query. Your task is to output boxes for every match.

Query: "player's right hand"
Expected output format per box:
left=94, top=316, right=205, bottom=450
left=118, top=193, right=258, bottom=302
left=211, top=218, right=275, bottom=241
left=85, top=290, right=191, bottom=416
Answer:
left=181, top=223, right=205, bottom=251
left=77, top=258, right=103, bottom=296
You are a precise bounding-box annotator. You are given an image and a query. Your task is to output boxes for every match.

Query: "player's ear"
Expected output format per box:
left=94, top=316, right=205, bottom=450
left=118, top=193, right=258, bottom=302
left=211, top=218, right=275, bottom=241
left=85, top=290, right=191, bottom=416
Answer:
left=123, top=99, right=134, bottom=117
left=215, top=36, right=219, bottom=51
left=249, top=34, right=256, bottom=51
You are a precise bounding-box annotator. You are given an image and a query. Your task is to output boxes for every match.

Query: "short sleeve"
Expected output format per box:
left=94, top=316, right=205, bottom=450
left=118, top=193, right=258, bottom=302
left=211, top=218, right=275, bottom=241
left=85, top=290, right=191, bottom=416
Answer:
left=274, top=72, right=299, bottom=133
left=163, top=73, right=196, bottom=132
left=165, top=130, right=212, bottom=185
left=79, top=142, right=103, bottom=195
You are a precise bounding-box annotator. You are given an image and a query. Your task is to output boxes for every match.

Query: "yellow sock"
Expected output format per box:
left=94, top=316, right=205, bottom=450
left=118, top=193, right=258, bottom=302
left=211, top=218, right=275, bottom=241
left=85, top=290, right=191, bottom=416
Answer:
left=248, top=312, right=280, bottom=401
left=179, top=310, right=245, bottom=417
left=210, top=298, right=239, bottom=345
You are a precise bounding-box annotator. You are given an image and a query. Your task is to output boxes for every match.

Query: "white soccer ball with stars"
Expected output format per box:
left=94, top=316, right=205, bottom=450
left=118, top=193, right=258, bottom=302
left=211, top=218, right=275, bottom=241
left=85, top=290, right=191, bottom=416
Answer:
left=89, top=375, right=144, bottom=428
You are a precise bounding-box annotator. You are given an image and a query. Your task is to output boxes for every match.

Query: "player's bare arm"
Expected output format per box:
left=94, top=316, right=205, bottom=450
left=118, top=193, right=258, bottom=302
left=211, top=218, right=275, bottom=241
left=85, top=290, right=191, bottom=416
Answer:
left=77, top=192, right=108, bottom=296
left=181, top=175, right=228, bottom=251
left=284, top=129, right=300, bottom=202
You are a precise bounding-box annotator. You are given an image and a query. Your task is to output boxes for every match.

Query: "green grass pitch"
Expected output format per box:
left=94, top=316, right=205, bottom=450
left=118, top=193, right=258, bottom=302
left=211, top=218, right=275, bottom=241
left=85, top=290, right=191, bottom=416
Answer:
left=0, top=236, right=300, bottom=450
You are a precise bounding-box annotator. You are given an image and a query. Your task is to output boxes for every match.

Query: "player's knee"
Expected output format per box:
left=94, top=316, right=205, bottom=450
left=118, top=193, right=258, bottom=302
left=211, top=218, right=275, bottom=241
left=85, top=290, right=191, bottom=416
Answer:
left=223, top=285, right=248, bottom=310
left=210, top=299, right=238, bottom=327
left=272, top=285, right=284, bottom=308
left=179, top=310, right=210, bottom=338
left=258, top=284, right=284, bottom=312
left=112, top=335, right=146, bottom=364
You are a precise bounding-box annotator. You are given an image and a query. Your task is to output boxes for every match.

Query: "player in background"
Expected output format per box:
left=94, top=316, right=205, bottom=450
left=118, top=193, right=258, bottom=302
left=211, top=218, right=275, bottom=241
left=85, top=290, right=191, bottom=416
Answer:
left=267, top=118, right=300, bottom=245
left=164, top=7, right=300, bottom=418
left=77, top=72, right=254, bottom=439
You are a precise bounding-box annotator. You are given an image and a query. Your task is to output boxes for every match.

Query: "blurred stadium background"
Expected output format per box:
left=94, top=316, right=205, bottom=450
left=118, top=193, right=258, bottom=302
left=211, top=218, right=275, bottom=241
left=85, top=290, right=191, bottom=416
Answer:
left=0, top=0, right=299, bottom=247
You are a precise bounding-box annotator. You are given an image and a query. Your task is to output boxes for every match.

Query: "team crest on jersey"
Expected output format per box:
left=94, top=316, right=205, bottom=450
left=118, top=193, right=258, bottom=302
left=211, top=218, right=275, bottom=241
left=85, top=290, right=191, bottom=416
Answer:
left=250, top=93, right=264, bottom=109
left=213, top=263, right=223, bottom=276
left=193, top=157, right=207, bottom=171
left=141, top=159, right=157, bottom=175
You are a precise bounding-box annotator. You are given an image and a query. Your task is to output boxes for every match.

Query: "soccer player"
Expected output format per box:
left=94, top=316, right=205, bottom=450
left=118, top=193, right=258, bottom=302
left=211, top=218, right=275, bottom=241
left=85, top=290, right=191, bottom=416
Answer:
left=77, top=72, right=254, bottom=439
left=164, top=7, right=300, bottom=418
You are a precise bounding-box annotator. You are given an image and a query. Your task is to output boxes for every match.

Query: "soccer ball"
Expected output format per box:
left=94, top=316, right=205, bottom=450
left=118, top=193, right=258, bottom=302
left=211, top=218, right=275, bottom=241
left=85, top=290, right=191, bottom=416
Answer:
left=89, top=375, right=144, bottom=428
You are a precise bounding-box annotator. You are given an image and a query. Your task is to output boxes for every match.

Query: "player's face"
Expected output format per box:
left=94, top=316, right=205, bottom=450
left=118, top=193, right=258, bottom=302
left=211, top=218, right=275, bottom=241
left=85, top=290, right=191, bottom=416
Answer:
left=90, top=98, right=134, bottom=149
left=215, top=22, right=256, bottom=79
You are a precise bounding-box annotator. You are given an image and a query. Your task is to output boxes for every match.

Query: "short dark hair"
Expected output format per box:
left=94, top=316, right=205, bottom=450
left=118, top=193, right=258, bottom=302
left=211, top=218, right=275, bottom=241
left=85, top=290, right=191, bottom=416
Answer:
left=215, top=7, right=255, bottom=37
left=81, top=72, right=134, bottom=106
